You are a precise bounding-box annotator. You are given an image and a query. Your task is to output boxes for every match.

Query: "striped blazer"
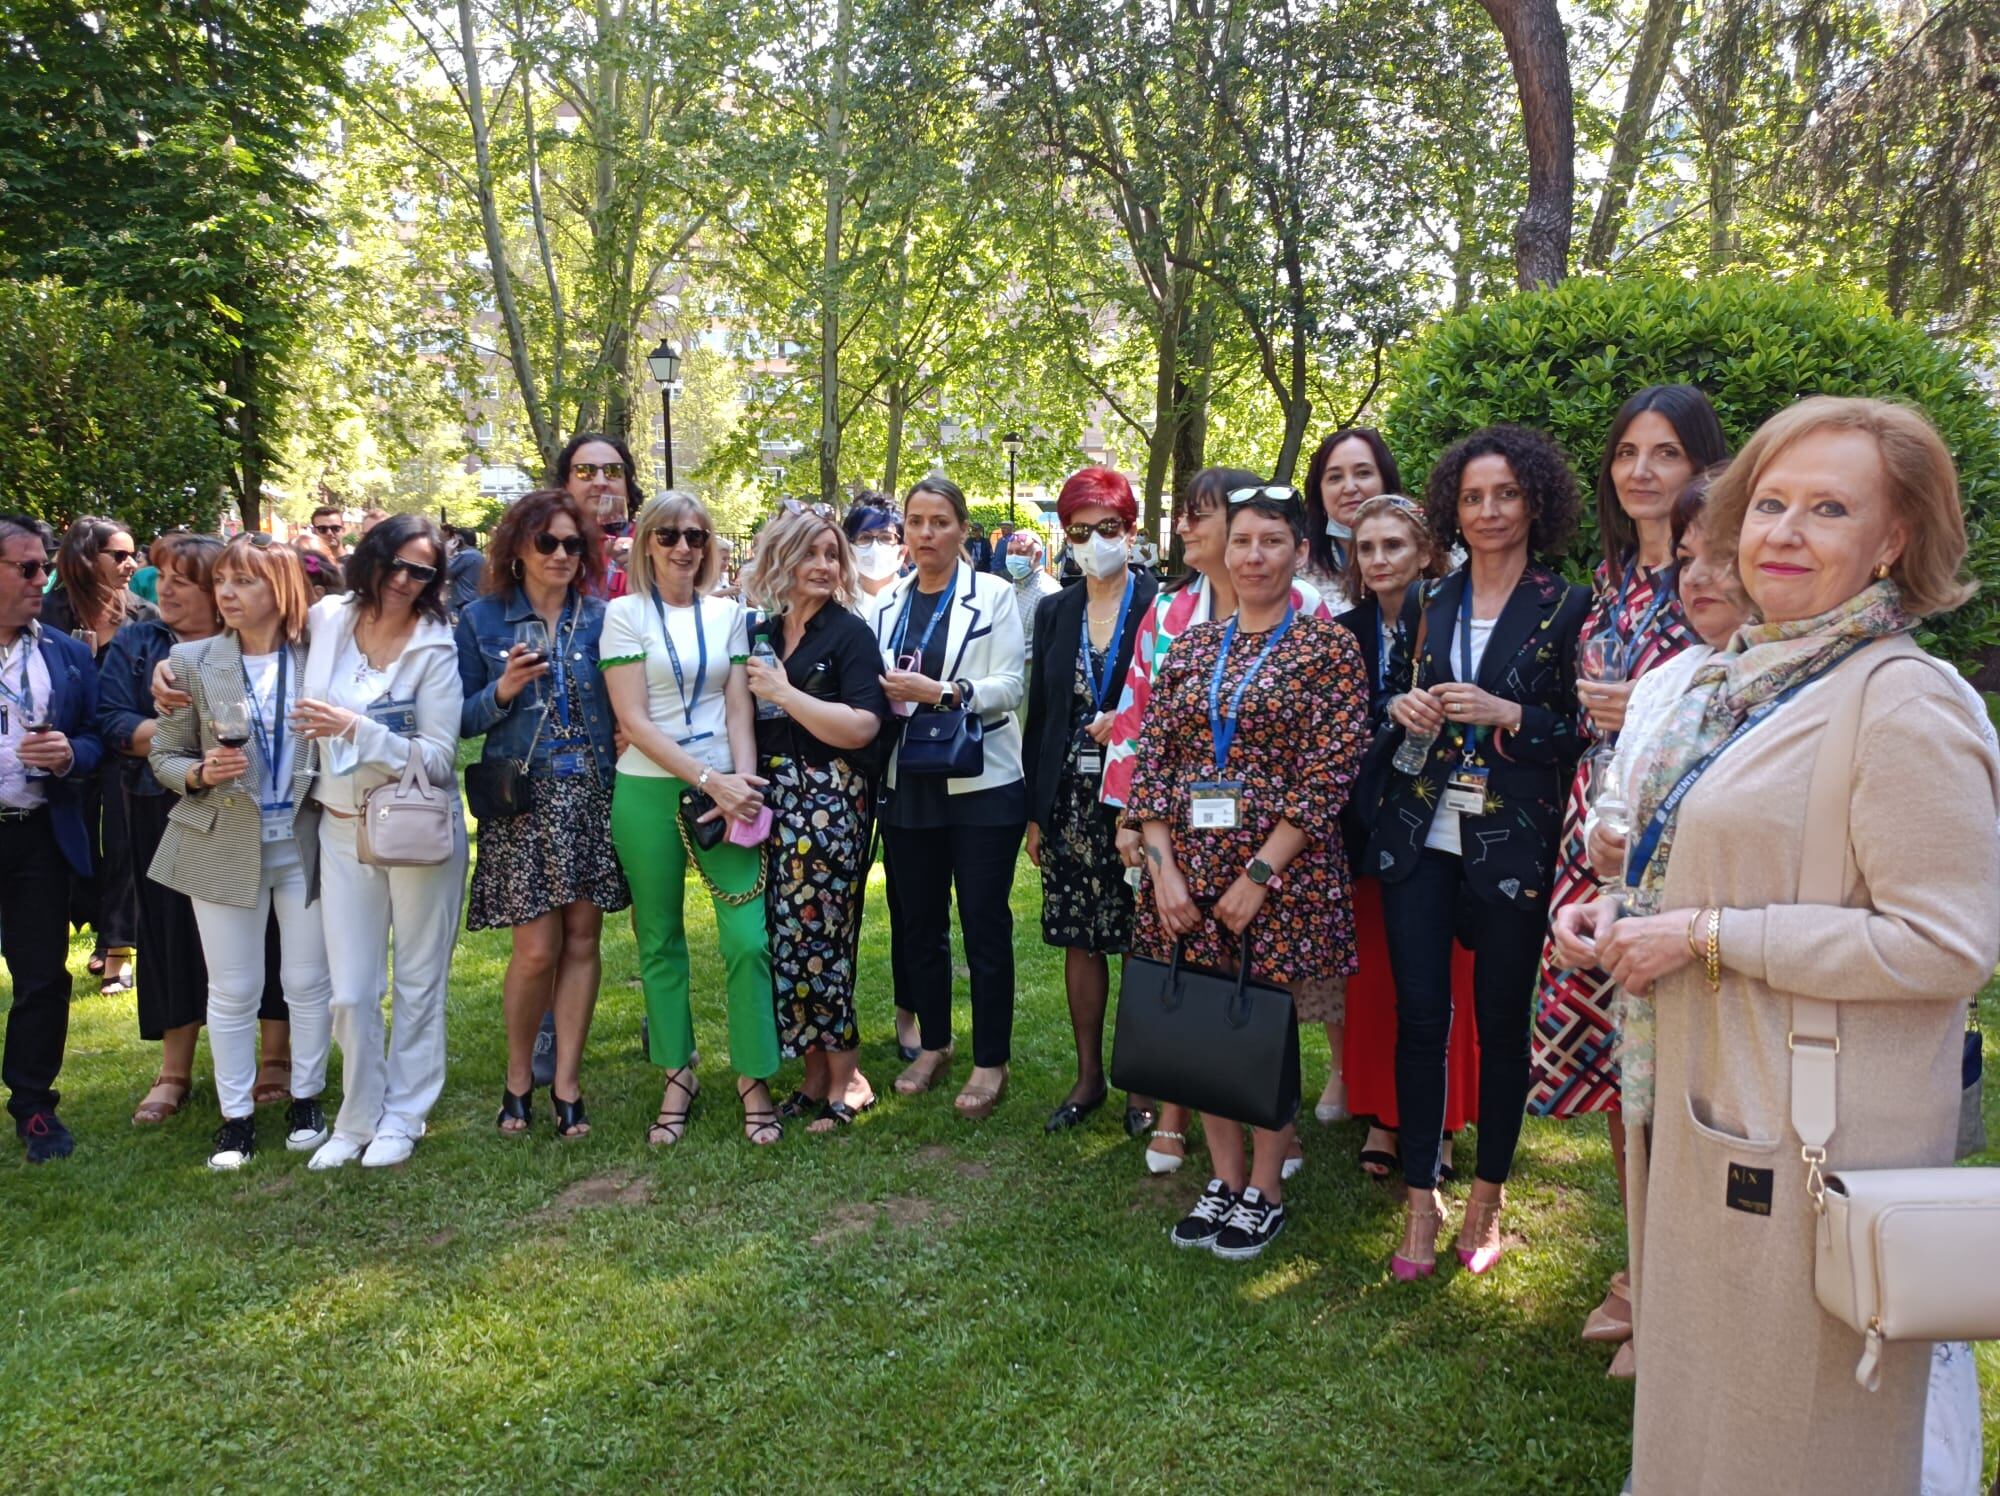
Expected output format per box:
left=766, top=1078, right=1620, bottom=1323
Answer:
left=148, top=631, right=322, bottom=909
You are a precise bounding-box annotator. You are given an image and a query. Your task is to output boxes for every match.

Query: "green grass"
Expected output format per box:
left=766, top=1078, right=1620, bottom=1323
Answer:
left=3, top=848, right=1996, bottom=1492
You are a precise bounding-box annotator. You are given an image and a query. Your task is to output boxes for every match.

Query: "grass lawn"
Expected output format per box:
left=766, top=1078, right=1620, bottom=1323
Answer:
left=4, top=840, right=1996, bottom=1492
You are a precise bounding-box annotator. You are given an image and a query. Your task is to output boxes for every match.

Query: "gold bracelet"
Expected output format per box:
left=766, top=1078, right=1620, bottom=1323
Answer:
left=1685, top=908, right=1706, bottom=962
left=1703, top=908, right=1722, bottom=992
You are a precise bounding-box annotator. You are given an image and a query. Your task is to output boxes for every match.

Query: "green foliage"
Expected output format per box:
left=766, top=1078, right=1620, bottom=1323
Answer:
left=1381, top=273, right=2000, bottom=669
left=0, top=279, right=229, bottom=535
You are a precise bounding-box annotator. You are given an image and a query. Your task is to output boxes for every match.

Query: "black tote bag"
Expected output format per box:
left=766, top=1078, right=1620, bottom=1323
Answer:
left=1110, top=933, right=1300, bottom=1131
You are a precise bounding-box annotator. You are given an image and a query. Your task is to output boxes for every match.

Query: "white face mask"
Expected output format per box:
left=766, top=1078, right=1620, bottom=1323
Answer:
left=1326, top=516, right=1353, bottom=541
left=854, top=541, right=901, bottom=580
left=1004, top=554, right=1035, bottom=581
left=1081, top=533, right=1129, bottom=579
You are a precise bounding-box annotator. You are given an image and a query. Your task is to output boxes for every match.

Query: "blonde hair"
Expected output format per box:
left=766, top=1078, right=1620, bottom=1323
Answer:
left=1706, top=396, right=1975, bottom=618
left=216, top=536, right=313, bottom=640
left=1339, top=494, right=1446, bottom=603
left=626, top=491, right=722, bottom=598
left=742, top=509, right=857, bottom=614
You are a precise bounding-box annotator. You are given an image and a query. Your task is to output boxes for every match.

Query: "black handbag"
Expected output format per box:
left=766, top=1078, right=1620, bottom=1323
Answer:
left=465, top=758, right=533, bottom=822
left=678, top=786, right=728, bottom=851
left=898, top=706, right=985, bottom=778
left=1110, top=933, right=1300, bottom=1130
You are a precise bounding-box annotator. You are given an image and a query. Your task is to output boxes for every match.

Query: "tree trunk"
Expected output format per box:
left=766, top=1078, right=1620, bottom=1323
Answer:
left=1170, top=287, right=1213, bottom=505
left=818, top=0, right=854, bottom=504
left=232, top=346, right=262, bottom=531
left=1698, top=0, right=1752, bottom=271
left=883, top=379, right=906, bottom=496
left=1478, top=0, right=1575, bottom=288
left=1584, top=0, right=1684, bottom=269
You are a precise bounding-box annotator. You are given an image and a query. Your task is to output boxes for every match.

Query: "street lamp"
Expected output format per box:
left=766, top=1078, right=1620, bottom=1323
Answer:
left=646, top=338, right=682, bottom=489
left=1001, top=431, right=1023, bottom=524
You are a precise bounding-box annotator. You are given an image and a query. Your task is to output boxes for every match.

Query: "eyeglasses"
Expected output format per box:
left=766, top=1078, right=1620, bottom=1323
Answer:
left=312, top=523, right=344, bottom=537
left=1227, top=485, right=1303, bottom=508
left=1063, top=518, right=1127, bottom=543
left=570, top=462, right=627, bottom=481
left=651, top=527, right=711, bottom=550
left=533, top=532, right=585, bottom=557
left=7, top=559, right=51, bottom=581
left=387, top=557, right=438, bottom=583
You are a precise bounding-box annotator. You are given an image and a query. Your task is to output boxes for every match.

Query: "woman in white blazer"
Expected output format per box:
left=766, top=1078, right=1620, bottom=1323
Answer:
left=866, top=477, right=1026, bottom=1119
left=292, top=515, right=467, bottom=1170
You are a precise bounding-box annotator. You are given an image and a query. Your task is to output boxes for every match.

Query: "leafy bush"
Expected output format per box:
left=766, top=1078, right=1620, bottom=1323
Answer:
left=1380, top=273, right=2000, bottom=674
left=0, top=278, right=229, bottom=538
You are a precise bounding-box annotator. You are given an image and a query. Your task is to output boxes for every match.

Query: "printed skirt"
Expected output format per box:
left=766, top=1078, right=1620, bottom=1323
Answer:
left=467, top=773, right=630, bottom=931
left=766, top=753, right=873, bottom=1057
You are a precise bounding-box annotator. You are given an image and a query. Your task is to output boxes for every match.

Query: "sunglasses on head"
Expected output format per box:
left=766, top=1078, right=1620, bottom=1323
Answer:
left=1227, top=485, right=1303, bottom=508
left=533, top=532, right=585, bottom=557
left=8, top=558, right=51, bottom=581
left=571, top=461, right=626, bottom=480
left=387, top=557, right=438, bottom=583
left=1063, top=518, right=1127, bottom=543
left=651, top=527, right=710, bottom=550
left=782, top=499, right=834, bottom=519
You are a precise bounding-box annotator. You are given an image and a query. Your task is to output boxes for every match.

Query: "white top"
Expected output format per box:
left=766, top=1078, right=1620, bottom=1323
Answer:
left=1425, top=615, right=1497, bottom=856
left=601, top=590, right=748, bottom=775
left=239, top=650, right=299, bottom=818
left=0, top=624, right=51, bottom=810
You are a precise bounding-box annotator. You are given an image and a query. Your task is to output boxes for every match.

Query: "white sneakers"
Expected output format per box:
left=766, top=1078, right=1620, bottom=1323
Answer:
left=360, top=1134, right=414, bottom=1168
left=308, top=1135, right=363, bottom=1171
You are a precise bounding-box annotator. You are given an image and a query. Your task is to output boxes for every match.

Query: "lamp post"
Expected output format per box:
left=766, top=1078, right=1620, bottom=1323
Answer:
left=646, top=338, right=682, bottom=489
left=1001, top=431, right=1023, bottom=524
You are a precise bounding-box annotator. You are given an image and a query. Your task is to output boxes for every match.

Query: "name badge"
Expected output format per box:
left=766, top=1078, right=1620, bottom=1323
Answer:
left=1442, top=764, right=1490, bottom=816
left=547, top=749, right=590, bottom=780
left=366, top=695, right=418, bottom=736
left=1188, top=780, right=1243, bottom=830
left=259, top=800, right=294, bottom=844
left=1073, top=729, right=1103, bottom=779
left=676, top=730, right=713, bottom=749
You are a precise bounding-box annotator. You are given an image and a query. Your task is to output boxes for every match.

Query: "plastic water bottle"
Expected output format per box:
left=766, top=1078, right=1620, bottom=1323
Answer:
left=750, top=637, right=786, bottom=720
left=1392, top=721, right=1438, bottom=775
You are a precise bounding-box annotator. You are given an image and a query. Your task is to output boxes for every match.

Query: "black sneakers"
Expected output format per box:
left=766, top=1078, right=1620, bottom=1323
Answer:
left=1212, top=1187, right=1287, bottom=1260
left=19, top=1110, right=74, bottom=1164
left=208, top=1115, right=256, bottom=1171
left=285, top=1097, right=329, bottom=1151
left=1169, top=1178, right=1239, bottom=1248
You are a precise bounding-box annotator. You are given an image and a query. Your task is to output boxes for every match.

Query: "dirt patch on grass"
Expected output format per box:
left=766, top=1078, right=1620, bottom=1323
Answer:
left=810, top=1194, right=957, bottom=1247
left=536, top=1168, right=655, bottom=1222
left=914, top=1143, right=991, bottom=1179
left=425, top=1227, right=458, bottom=1248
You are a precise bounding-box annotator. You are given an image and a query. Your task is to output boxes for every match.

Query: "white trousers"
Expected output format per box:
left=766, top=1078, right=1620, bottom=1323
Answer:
left=317, top=811, right=467, bottom=1146
left=189, top=846, right=332, bottom=1121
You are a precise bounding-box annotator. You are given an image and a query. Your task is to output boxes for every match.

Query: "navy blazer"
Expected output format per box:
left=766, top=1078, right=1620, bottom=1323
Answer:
left=1022, top=568, right=1157, bottom=829
left=1365, top=563, right=1590, bottom=911
left=21, top=626, right=106, bottom=876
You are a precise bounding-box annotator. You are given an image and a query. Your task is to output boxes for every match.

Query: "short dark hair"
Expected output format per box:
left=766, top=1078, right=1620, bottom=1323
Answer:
left=311, top=504, right=344, bottom=524
left=1595, top=385, right=1730, bottom=570
left=1670, top=463, right=1729, bottom=550
left=1224, top=488, right=1307, bottom=544
left=843, top=501, right=900, bottom=543
left=483, top=488, right=606, bottom=595
left=1423, top=424, right=1581, bottom=559
left=553, top=432, right=648, bottom=519
left=1301, top=427, right=1403, bottom=575
left=902, top=474, right=969, bottom=526
left=345, top=513, right=449, bottom=623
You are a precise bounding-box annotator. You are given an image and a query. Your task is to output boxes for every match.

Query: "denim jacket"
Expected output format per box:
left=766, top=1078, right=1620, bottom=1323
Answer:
left=455, top=588, right=617, bottom=779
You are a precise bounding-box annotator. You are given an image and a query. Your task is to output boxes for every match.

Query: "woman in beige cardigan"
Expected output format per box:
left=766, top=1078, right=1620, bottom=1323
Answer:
left=1554, top=396, right=2000, bottom=1495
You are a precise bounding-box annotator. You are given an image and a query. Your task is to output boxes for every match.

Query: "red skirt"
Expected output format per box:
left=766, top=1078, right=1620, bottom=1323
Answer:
left=1341, top=876, right=1481, bottom=1131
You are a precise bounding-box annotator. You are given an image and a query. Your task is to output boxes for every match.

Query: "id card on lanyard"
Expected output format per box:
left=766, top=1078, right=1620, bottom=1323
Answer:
left=243, top=648, right=293, bottom=844
left=1193, top=608, right=1293, bottom=830
left=1442, top=584, right=1490, bottom=816
left=1075, top=574, right=1134, bottom=779
left=652, top=593, right=710, bottom=751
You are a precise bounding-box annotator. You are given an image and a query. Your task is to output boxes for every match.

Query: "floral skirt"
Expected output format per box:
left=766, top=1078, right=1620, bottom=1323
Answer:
left=467, top=773, right=630, bottom=931
left=766, top=754, right=872, bottom=1057
left=1039, top=762, right=1134, bottom=955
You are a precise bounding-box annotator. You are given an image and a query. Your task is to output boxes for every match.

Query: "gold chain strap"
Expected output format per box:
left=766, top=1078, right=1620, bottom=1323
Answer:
left=674, top=809, right=769, bottom=907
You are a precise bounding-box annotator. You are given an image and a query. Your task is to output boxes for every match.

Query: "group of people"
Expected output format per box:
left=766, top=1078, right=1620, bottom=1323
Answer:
left=2, top=386, right=1996, bottom=1493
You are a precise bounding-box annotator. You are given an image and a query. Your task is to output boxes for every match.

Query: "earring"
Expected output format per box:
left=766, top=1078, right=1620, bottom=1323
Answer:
left=1874, top=562, right=1890, bottom=581
left=512, top=558, right=524, bottom=581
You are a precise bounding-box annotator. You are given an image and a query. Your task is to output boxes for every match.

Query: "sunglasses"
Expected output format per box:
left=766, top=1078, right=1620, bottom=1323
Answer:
left=387, top=557, right=439, bottom=583
left=651, top=527, right=710, bottom=550
left=571, top=462, right=627, bottom=480
left=7, top=559, right=51, bottom=581
left=782, top=499, right=834, bottom=518
left=312, top=523, right=344, bottom=537
left=1063, top=518, right=1127, bottom=543
left=1227, top=485, right=1303, bottom=508
left=533, top=532, right=586, bottom=556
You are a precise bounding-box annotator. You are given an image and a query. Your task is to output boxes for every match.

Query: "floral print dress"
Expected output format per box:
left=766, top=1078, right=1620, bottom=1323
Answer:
left=1127, top=614, right=1370, bottom=986
left=1039, top=637, right=1134, bottom=954
left=768, top=752, right=873, bottom=1057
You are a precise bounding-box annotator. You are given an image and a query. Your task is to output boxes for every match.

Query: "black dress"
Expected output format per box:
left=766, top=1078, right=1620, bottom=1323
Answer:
left=1037, top=637, right=1133, bottom=953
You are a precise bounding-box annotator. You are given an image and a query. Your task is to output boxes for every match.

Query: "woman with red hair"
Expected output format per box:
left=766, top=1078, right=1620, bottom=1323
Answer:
left=1023, top=468, right=1158, bottom=1134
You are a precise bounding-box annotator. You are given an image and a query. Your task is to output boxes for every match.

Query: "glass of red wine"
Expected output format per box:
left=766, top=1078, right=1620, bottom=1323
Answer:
left=22, top=715, right=55, bottom=779
left=210, top=697, right=251, bottom=805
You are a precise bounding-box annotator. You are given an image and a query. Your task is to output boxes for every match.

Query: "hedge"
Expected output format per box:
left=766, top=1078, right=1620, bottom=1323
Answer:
left=1379, top=273, right=2000, bottom=674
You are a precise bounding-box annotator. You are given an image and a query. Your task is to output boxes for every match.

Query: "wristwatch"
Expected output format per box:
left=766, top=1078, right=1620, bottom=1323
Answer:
left=936, top=680, right=958, bottom=709
left=1246, top=856, right=1281, bottom=889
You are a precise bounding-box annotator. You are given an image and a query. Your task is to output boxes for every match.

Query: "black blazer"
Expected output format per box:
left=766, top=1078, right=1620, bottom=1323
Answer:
left=1023, top=569, right=1157, bottom=829
left=1365, top=563, right=1590, bottom=912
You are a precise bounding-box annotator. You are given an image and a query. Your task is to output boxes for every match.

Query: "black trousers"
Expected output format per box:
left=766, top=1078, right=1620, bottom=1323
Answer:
left=881, top=819, right=1023, bottom=1067
left=1, top=811, right=74, bottom=1120
left=70, top=771, right=139, bottom=952
left=1381, top=848, right=1545, bottom=1190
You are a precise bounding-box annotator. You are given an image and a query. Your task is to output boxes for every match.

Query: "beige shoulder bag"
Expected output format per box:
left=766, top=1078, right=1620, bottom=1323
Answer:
left=357, top=751, right=455, bottom=867
left=1793, top=645, right=2000, bottom=1390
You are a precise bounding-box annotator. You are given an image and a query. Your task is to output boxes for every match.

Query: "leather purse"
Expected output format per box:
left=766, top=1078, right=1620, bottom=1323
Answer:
left=357, top=752, right=455, bottom=867
left=1109, top=929, right=1300, bottom=1131
left=464, top=758, right=532, bottom=822
left=898, top=706, right=985, bottom=778
left=678, top=786, right=727, bottom=851
left=1789, top=645, right=2000, bottom=1390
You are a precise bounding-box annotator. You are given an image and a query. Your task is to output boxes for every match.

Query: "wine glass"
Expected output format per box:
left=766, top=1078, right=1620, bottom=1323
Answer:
left=1578, top=634, right=1626, bottom=742
left=520, top=618, right=552, bottom=700
left=210, top=697, right=251, bottom=806
left=1586, top=745, right=1632, bottom=906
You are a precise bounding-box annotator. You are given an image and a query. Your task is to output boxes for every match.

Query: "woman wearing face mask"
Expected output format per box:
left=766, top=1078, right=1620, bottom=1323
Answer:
left=843, top=500, right=907, bottom=602
left=1101, top=467, right=1334, bottom=1176
left=1024, top=468, right=1159, bottom=1136
left=1004, top=529, right=1063, bottom=658
left=1527, top=385, right=1727, bottom=1344
left=1332, top=496, right=1478, bottom=1179
left=1301, top=428, right=1401, bottom=610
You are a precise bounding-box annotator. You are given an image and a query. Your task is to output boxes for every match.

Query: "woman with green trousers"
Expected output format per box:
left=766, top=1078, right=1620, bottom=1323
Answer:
left=601, top=492, right=780, bottom=1147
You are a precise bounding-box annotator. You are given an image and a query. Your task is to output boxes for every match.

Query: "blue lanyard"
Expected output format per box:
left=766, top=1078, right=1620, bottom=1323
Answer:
left=241, top=647, right=289, bottom=807
left=1207, top=607, right=1294, bottom=776
left=1625, top=641, right=1872, bottom=887
left=892, top=573, right=957, bottom=664
left=0, top=635, right=34, bottom=722
left=1602, top=557, right=1677, bottom=676
left=1080, top=573, right=1135, bottom=713
left=650, top=592, right=707, bottom=732
left=543, top=594, right=576, bottom=730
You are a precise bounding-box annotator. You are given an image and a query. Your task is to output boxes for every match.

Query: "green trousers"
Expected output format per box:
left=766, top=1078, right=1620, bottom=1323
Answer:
left=611, top=772, right=777, bottom=1078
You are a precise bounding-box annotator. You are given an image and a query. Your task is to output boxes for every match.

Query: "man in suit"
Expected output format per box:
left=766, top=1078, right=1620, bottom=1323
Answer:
left=0, top=517, right=104, bottom=1161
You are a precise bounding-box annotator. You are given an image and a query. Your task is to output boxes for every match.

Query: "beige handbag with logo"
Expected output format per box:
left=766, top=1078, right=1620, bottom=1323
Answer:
left=357, top=751, right=454, bottom=867
left=1792, top=646, right=2000, bottom=1390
